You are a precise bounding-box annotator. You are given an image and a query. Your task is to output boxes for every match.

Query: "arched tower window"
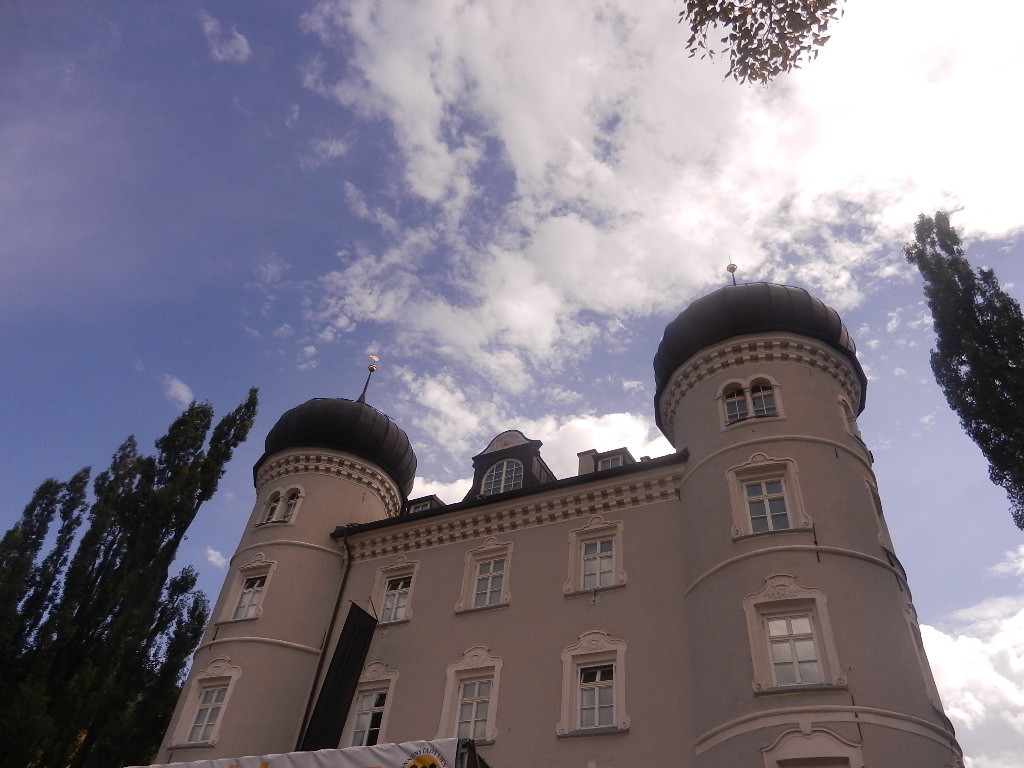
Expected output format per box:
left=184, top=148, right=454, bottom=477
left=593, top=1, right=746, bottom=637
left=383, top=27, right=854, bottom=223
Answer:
left=261, top=493, right=281, bottom=524
left=750, top=381, right=778, bottom=417
left=481, top=459, right=524, bottom=496
left=724, top=385, right=749, bottom=423
left=282, top=491, right=300, bottom=521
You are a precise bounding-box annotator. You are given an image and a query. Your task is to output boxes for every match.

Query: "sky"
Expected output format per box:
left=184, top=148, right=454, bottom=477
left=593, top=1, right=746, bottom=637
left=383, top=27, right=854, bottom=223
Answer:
left=2, top=1, right=1023, bottom=764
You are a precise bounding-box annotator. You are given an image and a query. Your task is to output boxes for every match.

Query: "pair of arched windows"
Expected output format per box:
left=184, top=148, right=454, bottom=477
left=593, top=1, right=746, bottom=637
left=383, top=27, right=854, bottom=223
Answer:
left=723, top=380, right=778, bottom=424
left=260, top=488, right=301, bottom=525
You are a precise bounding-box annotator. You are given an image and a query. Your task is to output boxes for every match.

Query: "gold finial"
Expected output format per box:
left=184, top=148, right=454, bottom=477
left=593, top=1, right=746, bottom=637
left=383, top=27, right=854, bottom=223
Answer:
left=726, top=260, right=738, bottom=286
left=358, top=356, right=379, bottom=403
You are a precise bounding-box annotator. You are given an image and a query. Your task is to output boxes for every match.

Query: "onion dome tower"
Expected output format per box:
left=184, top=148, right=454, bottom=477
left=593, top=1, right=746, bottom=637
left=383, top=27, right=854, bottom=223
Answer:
left=654, top=283, right=961, bottom=767
left=157, top=390, right=416, bottom=763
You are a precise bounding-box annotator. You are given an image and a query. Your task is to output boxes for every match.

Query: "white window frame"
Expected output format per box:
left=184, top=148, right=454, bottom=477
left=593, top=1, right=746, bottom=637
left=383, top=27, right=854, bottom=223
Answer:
left=719, top=376, right=784, bottom=427
left=557, top=630, right=629, bottom=736
left=341, top=661, right=398, bottom=748
left=481, top=458, right=524, bottom=496
left=727, top=454, right=811, bottom=539
left=456, top=537, right=512, bottom=613
left=371, top=556, right=418, bottom=625
left=223, top=553, right=275, bottom=623
left=761, top=727, right=864, bottom=767
left=564, top=517, right=626, bottom=597
left=232, top=574, right=267, bottom=621
left=256, top=485, right=304, bottom=526
left=597, top=455, right=623, bottom=471
left=743, top=574, right=846, bottom=693
left=437, top=646, right=502, bottom=743
left=171, top=656, right=241, bottom=748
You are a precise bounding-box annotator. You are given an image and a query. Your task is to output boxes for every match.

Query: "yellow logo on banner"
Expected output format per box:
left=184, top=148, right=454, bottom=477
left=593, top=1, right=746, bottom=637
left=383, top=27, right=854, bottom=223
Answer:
left=404, top=757, right=439, bottom=768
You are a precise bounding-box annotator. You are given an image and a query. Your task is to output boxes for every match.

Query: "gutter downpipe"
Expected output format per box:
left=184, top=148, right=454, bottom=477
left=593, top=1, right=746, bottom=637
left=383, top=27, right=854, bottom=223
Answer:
left=295, top=526, right=355, bottom=750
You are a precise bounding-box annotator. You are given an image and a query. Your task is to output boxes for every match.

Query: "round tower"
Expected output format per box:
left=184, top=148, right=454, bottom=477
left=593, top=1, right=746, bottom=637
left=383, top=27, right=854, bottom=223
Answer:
left=654, top=284, right=960, bottom=767
left=158, top=397, right=415, bottom=762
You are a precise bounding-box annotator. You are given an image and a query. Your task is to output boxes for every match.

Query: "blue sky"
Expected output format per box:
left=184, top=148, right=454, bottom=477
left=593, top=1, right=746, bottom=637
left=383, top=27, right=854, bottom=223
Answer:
left=3, top=1, right=1024, bottom=764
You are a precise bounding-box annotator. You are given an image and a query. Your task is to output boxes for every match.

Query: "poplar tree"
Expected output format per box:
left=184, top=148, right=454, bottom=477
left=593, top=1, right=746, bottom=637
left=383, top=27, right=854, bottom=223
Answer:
left=906, top=212, right=1024, bottom=529
left=0, top=388, right=258, bottom=768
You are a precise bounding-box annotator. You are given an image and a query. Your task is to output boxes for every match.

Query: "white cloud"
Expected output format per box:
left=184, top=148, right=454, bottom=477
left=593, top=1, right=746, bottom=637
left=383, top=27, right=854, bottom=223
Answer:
left=205, top=547, right=228, bottom=568
left=294, top=0, right=1024, bottom=389
left=199, top=11, right=252, bottom=63
left=923, top=549, right=1024, bottom=762
left=991, top=545, right=1024, bottom=581
left=297, top=345, right=318, bottom=371
left=273, top=324, right=293, bottom=339
left=301, top=137, right=348, bottom=168
left=162, top=374, right=194, bottom=410
left=410, top=476, right=473, bottom=505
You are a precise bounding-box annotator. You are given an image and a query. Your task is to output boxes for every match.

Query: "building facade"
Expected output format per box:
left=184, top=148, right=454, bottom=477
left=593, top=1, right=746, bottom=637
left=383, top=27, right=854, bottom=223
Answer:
left=156, top=283, right=963, bottom=767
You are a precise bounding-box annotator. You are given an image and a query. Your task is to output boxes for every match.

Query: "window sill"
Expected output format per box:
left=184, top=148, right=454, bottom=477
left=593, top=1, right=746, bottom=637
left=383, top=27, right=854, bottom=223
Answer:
left=755, top=683, right=846, bottom=697
left=378, top=617, right=410, bottom=628
left=557, top=726, right=629, bottom=739
left=733, top=526, right=812, bottom=543
left=724, top=414, right=783, bottom=428
left=166, top=741, right=216, bottom=751
left=253, top=519, right=293, bottom=529
left=455, top=602, right=510, bottom=616
left=564, top=583, right=626, bottom=599
left=214, top=615, right=259, bottom=626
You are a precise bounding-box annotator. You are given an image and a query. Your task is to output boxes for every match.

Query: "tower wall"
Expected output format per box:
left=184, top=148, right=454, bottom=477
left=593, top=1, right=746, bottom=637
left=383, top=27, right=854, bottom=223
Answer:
left=659, top=332, right=959, bottom=765
left=156, top=447, right=402, bottom=763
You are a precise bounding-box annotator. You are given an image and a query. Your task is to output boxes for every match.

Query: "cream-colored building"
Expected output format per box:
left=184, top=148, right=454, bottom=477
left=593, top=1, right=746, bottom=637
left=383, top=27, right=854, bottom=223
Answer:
left=156, top=283, right=963, bottom=767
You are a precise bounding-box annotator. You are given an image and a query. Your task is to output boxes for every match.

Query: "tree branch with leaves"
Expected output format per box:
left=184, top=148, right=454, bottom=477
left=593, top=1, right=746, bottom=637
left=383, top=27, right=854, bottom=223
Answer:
left=679, top=0, right=844, bottom=84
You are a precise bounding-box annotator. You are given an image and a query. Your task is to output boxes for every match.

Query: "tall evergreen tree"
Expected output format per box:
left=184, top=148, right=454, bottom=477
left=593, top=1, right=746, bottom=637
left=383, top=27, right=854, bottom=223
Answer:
left=0, top=388, right=258, bottom=768
left=906, top=212, right=1024, bottom=529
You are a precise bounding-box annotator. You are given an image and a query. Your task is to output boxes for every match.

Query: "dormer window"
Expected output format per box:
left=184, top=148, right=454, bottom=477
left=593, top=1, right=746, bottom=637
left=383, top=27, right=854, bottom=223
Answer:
left=597, top=455, right=623, bottom=471
left=481, top=459, right=524, bottom=496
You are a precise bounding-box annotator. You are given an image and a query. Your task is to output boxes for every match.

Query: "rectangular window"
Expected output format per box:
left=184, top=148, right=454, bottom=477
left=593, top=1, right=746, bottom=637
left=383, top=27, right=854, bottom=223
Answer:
left=187, top=686, right=226, bottom=743
left=767, top=614, right=823, bottom=685
left=381, top=575, right=412, bottom=622
left=597, top=455, right=623, bottom=471
left=579, top=665, right=614, bottom=728
left=232, top=575, right=266, bottom=620
left=352, top=690, right=388, bottom=746
left=474, top=558, right=505, bottom=608
left=457, top=678, right=492, bottom=739
left=582, top=538, right=615, bottom=590
left=745, top=480, right=790, bottom=533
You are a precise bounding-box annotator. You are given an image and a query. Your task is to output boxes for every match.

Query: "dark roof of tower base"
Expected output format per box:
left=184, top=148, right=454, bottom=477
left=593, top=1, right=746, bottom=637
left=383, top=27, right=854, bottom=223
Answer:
left=254, top=398, right=417, bottom=498
left=653, top=283, right=867, bottom=427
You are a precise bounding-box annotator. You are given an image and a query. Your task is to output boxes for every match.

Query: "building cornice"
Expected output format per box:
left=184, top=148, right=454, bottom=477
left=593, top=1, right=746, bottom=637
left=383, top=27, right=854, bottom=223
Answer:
left=344, top=471, right=684, bottom=562
left=255, top=450, right=402, bottom=516
left=658, top=333, right=865, bottom=444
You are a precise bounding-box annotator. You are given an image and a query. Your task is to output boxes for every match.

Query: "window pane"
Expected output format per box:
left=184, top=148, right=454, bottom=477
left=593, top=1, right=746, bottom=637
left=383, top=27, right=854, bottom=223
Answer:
left=767, top=618, right=788, bottom=636
left=765, top=480, right=783, bottom=495
left=771, top=641, right=793, bottom=663
left=799, top=660, right=823, bottom=683
left=791, top=616, right=812, bottom=634
left=774, top=663, right=797, bottom=685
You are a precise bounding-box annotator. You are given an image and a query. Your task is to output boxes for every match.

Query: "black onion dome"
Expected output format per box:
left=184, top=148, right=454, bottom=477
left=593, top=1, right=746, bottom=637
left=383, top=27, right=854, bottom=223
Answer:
left=255, top=398, right=416, bottom=498
left=654, top=283, right=867, bottom=425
